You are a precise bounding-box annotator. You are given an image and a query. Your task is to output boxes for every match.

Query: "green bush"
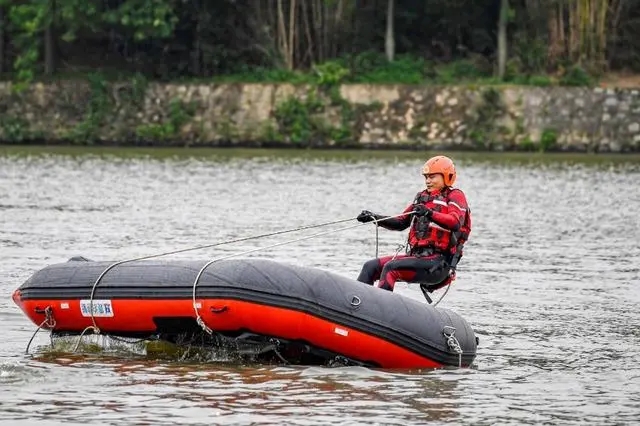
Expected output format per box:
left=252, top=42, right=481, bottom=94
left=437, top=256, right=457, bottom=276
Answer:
left=0, top=116, right=32, bottom=142
left=527, top=75, right=553, bottom=86
left=313, top=61, right=350, bottom=86
left=66, top=72, right=112, bottom=144
left=347, top=53, right=428, bottom=84
left=560, top=65, right=593, bottom=87
left=539, top=129, right=558, bottom=151
left=512, top=35, right=548, bottom=75
left=212, top=66, right=314, bottom=84
left=349, top=51, right=389, bottom=76
left=273, top=92, right=325, bottom=143
left=435, top=59, right=490, bottom=84
left=135, top=98, right=196, bottom=141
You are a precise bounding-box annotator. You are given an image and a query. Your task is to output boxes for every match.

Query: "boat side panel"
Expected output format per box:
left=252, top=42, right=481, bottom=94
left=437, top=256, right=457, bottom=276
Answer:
left=13, top=295, right=444, bottom=369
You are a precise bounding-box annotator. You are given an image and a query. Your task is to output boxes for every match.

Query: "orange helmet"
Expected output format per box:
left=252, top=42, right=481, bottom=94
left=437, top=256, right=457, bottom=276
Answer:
left=422, top=155, right=457, bottom=186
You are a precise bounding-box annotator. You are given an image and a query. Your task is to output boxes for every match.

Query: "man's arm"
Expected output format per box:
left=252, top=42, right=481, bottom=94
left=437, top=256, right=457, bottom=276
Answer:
left=430, top=190, right=468, bottom=231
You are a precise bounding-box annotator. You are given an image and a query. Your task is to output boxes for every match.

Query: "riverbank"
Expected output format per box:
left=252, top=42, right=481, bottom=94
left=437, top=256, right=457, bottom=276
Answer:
left=2, top=80, right=640, bottom=152
left=3, top=145, right=640, bottom=166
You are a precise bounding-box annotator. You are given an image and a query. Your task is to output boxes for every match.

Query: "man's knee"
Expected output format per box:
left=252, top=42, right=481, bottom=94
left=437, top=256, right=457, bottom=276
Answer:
left=363, top=258, right=380, bottom=269
left=380, top=261, right=413, bottom=281
left=379, top=260, right=397, bottom=276
left=357, top=258, right=381, bottom=284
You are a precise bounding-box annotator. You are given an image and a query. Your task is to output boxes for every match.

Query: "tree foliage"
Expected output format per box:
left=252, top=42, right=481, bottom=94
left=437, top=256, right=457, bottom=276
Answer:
left=1, top=0, right=640, bottom=83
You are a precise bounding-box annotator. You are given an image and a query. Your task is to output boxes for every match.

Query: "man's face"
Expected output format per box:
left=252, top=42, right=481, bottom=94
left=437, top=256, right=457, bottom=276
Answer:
left=424, top=173, right=445, bottom=192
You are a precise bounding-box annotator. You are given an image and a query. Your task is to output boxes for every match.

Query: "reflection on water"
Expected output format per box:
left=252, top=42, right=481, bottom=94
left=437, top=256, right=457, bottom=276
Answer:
left=1, top=146, right=639, bottom=425
left=3, top=354, right=465, bottom=425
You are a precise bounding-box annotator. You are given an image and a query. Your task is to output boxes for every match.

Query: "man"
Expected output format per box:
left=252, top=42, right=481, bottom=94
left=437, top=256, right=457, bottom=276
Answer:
left=356, top=155, right=472, bottom=292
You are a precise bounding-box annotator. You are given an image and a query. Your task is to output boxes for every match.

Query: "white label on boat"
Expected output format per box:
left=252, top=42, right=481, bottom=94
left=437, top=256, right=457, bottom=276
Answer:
left=334, top=327, right=349, bottom=337
left=79, top=300, right=114, bottom=317
left=195, top=302, right=202, bottom=309
left=60, top=302, right=69, bottom=309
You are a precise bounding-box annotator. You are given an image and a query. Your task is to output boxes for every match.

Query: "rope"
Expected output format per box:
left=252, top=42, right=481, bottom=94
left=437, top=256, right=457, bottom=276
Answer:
left=432, top=283, right=451, bottom=307
left=443, top=326, right=463, bottom=368
left=81, top=210, right=414, bottom=337
left=72, top=326, right=100, bottom=352
left=22, top=209, right=432, bottom=355
left=25, top=306, right=56, bottom=355
left=390, top=243, right=406, bottom=261
left=367, top=210, right=455, bottom=306
left=374, top=222, right=379, bottom=258
left=370, top=211, right=420, bottom=259
left=367, top=210, right=454, bottom=305
left=83, top=215, right=360, bottom=334
left=192, top=212, right=411, bottom=334
left=25, top=319, right=49, bottom=355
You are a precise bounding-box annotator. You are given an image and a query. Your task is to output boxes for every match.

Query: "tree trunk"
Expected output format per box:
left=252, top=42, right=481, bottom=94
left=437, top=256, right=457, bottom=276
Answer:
left=288, top=0, right=296, bottom=69
left=191, top=0, right=202, bottom=76
left=301, top=0, right=315, bottom=65
left=44, top=0, right=56, bottom=75
left=497, top=0, right=509, bottom=79
left=0, top=6, right=4, bottom=74
left=385, top=0, right=394, bottom=62
left=322, top=0, right=329, bottom=63
left=569, top=1, right=579, bottom=63
left=595, top=0, right=608, bottom=71
left=548, top=1, right=565, bottom=69
left=277, top=0, right=288, bottom=69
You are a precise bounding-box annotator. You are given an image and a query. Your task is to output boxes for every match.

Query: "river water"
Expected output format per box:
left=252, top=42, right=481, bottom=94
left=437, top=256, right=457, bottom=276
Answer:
left=1, top=146, right=639, bottom=425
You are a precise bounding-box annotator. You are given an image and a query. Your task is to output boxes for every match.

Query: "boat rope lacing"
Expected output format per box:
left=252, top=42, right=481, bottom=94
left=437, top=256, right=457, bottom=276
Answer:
left=25, top=306, right=55, bottom=354
left=443, top=326, right=463, bottom=368
left=191, top=212, right=411, bottom=335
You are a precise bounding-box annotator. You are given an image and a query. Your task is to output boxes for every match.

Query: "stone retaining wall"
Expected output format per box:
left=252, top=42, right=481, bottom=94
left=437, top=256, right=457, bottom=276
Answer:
left=1, top=81, right=639, bottom=152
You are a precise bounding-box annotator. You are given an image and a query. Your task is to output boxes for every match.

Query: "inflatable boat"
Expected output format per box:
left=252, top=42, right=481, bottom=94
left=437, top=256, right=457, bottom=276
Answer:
left=12, top=257, right=477, bottom=369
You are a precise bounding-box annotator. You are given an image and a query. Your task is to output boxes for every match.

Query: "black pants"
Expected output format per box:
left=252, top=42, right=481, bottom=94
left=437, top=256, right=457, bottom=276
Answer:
left=357, top=253, right=450, bottom=291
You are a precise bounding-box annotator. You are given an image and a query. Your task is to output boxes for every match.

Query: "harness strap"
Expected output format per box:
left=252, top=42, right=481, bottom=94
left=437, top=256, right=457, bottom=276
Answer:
left=420, top=285, right=433, bottom=304
left=418, top=239, right=465, bottom=304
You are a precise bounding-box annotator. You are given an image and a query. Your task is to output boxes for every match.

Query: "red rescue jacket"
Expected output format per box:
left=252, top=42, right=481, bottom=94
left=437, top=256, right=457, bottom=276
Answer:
left=405, top=187, right=471, bottom=256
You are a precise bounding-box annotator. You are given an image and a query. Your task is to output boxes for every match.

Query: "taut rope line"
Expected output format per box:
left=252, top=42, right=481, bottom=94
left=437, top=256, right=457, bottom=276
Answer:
left=72, top=211, right=416, bottom=350
left=191, top=212, right=412, bottom=334
left=82, top=215, right=360, bottom=336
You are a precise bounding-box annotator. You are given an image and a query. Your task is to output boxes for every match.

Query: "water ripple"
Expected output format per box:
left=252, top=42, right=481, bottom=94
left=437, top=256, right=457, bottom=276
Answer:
left=1, top=151, right=639, bottom=425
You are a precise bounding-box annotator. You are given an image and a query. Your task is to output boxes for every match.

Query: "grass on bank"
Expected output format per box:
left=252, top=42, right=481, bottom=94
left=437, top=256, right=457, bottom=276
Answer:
left=197, top=57, right=593, bottom=88
left=9, top=54, right=597, bottom=88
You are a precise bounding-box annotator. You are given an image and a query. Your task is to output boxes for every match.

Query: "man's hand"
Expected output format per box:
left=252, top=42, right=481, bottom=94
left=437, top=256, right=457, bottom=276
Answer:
left=357, top=210, right=376, bottom=223
left=412, top=204, right=433, bottom=218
